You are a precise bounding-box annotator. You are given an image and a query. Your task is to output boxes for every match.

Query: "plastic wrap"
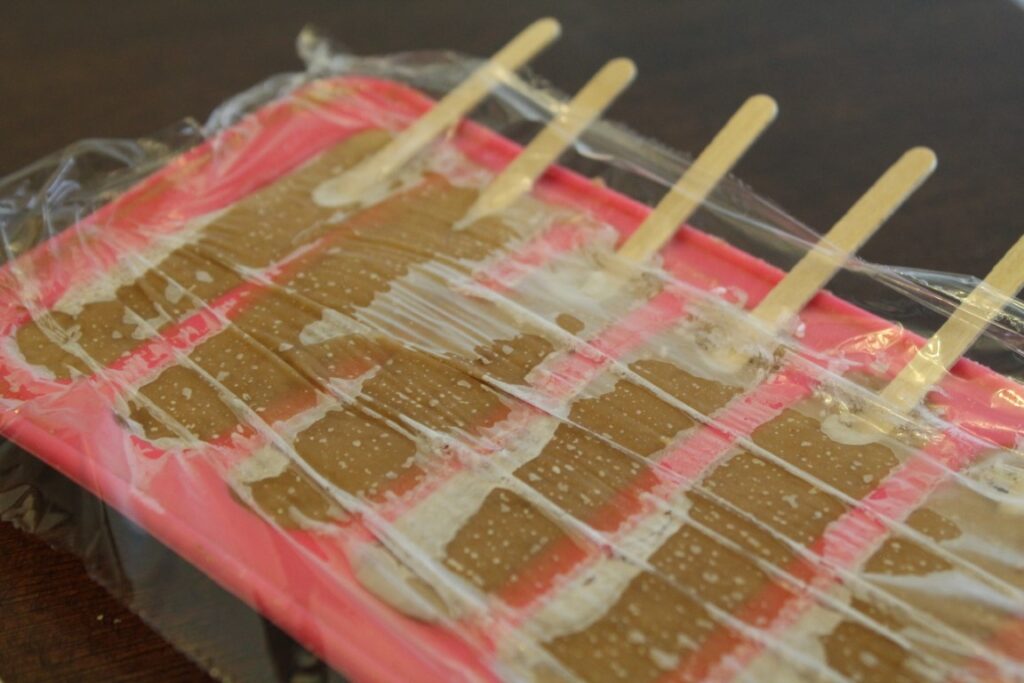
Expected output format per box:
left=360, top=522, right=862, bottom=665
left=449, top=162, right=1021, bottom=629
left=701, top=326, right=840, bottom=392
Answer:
left=2, top=27, right=1024, bottom=683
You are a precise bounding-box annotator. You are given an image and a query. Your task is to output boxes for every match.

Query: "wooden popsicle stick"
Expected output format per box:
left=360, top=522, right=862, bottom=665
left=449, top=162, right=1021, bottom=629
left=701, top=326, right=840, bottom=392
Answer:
left=880, top=232, right=1024, bottom=415
left=313, top=18, right=561, bottom=207
left=752, top=147, right=937, bottom=330
left=616, top=94, right=778, bottom=263
left=464, top=58, right=637, bottom=222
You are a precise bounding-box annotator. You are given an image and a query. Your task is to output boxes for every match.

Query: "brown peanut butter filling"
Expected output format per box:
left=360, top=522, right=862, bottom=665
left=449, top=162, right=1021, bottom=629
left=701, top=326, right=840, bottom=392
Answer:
left=127, top=169, right=520, bottom=441
left=543, top=360, right=742, bottom=521
left=816, top=495, right=1015, bottom=681
left=440, top=364, right=739, bottom=604
left=472, top=334, right=555, bottom=385
left=292, top=406, right=423, bottom=497
left=116, top=149, right=566, bottom=531
left=513, top=380, right=692, bottom=527
left=444, top=488, right=582, bottom=595
left=16, top=130, right=391, bottom=379
left=541, top=407, right=905, bottom=682
left=248, top=403, right=425, bottom=527
left=129, top=326, right=320, bottom=441
left=249, top=467, right=340, bottom=527
left=822, top=598, right=927, bottom=683
left=10, top=129, right=568, bottom=535
left=819, top=508, right=965, bottom=683
left=248, top=332, right=552, bottom=529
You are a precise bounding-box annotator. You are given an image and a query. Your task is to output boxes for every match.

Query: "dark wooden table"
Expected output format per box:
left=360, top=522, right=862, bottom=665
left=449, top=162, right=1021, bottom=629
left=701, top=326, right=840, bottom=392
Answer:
left=1, top=1, right=1022, bottom=681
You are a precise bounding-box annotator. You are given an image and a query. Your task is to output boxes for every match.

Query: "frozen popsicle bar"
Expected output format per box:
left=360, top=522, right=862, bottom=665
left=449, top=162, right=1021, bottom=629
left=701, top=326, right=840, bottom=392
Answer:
left=3, top=137, right=997, bottom=683
left=2, top=70, right=1020, bottom=683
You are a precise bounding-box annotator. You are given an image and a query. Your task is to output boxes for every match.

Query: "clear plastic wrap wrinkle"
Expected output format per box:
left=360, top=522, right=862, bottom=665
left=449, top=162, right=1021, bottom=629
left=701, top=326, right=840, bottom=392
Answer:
left=1, top=26, right=1024, bottom=683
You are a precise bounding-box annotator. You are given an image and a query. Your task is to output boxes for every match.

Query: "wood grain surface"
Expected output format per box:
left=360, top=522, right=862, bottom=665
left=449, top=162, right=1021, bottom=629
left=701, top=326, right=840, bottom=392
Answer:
left=1, top=1, right=1022, bottom=681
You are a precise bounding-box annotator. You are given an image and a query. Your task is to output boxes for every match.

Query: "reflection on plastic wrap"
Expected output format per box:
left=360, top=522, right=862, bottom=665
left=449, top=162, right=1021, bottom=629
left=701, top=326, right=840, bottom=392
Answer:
left=2, top=28, right=1024, bottom=683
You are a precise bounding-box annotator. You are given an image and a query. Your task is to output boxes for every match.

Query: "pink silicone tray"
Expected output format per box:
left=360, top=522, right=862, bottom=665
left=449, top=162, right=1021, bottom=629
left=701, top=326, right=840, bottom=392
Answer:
left=2, top=76, right=1022, bottom=682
